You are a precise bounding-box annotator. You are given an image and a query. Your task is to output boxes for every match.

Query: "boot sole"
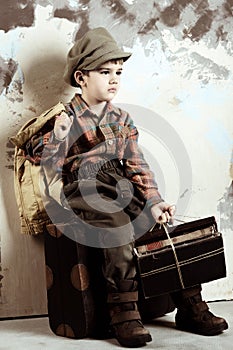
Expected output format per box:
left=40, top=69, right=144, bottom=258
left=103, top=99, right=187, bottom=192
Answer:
left=176, top=320, right=228, bottom=336
left=117, top=333, right=152, bottom=348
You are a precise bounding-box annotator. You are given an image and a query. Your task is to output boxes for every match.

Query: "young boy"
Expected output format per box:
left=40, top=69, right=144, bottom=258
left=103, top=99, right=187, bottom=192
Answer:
left=27, top=27, right=228, bottom=347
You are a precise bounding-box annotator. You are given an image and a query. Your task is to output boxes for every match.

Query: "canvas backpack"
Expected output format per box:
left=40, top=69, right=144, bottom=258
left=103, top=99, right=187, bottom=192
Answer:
left=10, top=102, right=68, bottom=235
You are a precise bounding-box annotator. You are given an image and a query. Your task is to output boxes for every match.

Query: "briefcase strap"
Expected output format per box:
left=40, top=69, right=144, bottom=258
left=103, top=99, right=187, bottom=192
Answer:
left=163, top=224, right=185, bottom=289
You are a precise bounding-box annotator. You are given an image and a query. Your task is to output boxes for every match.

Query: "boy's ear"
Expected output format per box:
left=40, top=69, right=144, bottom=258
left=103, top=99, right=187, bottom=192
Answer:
left=74, top=70, right=85, bottom=85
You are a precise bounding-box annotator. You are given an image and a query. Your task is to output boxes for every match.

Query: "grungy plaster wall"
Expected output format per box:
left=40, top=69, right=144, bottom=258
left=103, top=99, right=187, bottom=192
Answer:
left=0, top=0, right=233, bottom=317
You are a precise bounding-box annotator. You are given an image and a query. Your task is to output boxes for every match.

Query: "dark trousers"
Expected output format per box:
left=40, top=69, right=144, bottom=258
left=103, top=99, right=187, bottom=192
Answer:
left=63, top=160, right=155, bottom=291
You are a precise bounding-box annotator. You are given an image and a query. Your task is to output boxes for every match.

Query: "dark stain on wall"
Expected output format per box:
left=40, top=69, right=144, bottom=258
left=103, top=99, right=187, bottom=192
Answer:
left=160, top=3, right=182, bottom=27
left=156, top=0, right=191, bottom=28
left=183, top=10, right=215, bottom=41
left=138, top=18, right=159, bottom=35
left=224, top=0, right=233, bottom=15
left=91, top=0, right=232, bottom=44
left=175, top=0, right=192, bottom=5
left=101, top=0, right=136, bottom=25
left=0, top=0, right=35, bottom=33
left=0, top=57, right=18, bottom=95
left=54, top=7, right=79, bottom=22
left=54, top=0, right=90, bottom=39
left=218, top=182, right=233, bottom=231
left=5, top=141, right=15, bottom=170
left=151, top=0, right=225, bottom=43
left=12, top=80, right=23, bottom=102
left=194, top=0, right=209, bottom=14
left=102, top=0, right=127, bottom=17
left=0, top=270, right=3, bottom=304
left=0, top=212, right=2, bottom=302
left=216, top=25, right=228, bottom=42
left=1, top=0, right=232, bottom=46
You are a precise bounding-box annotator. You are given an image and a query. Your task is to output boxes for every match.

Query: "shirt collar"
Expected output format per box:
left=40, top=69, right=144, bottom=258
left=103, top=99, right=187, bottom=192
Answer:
left=70, top=94, right=90, bottom=117
left=70, top=93, right=116, bottom=118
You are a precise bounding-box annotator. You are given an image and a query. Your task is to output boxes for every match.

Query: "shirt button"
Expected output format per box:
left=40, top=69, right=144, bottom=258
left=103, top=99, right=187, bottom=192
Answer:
left=108, top=140, right=113, bottom=145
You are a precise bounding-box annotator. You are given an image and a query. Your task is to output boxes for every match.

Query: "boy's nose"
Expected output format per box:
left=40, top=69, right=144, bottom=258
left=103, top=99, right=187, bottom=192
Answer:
left=110, top=76, right=118, bottom=84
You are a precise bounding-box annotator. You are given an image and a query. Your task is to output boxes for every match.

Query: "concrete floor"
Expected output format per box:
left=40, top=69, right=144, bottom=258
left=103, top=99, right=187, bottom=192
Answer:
left=0, top=301, right=232, bottom=350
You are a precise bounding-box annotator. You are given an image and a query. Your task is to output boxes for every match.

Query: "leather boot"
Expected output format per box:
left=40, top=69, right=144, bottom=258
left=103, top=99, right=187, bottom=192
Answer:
left=171, top=285, right=228, bottom=336
left=107, top=280, right=152, bottom=347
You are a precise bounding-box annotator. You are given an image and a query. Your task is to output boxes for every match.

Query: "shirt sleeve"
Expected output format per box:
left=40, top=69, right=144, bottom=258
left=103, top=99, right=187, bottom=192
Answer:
left=25, top=130, right=66, bottom=165
left=122, top=114, right=164, bottom=207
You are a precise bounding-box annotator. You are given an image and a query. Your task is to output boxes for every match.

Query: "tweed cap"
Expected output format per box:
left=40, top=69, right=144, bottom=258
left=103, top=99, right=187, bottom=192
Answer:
left=63, top=27, right=131, bottom=86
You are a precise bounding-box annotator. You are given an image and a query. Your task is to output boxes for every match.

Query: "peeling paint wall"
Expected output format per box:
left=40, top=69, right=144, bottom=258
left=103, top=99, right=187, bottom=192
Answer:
left=0, top=0, right=233, bottom=317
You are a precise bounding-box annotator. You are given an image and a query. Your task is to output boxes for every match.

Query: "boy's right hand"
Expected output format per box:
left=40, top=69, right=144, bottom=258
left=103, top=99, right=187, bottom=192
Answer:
left=151, top=202, right=176, bottom=225
left=54, top=112, right=73, bottom=141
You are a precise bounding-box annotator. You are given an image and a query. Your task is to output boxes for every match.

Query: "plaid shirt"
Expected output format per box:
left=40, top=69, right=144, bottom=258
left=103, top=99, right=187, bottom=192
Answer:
left=29, top=94, right=163, bottom=207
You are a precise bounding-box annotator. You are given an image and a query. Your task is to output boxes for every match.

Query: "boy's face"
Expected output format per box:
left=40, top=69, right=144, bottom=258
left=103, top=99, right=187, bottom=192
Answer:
left=77, top=61, right=123, bottom=106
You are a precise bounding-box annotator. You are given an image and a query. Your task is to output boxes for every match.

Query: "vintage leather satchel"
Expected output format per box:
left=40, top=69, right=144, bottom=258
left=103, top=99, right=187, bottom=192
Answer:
left=134, top=216, right=227, bottom=298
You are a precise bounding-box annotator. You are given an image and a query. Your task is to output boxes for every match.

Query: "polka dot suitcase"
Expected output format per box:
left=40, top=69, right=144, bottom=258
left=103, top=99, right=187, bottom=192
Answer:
left=44, top=223, right=175, bottom=339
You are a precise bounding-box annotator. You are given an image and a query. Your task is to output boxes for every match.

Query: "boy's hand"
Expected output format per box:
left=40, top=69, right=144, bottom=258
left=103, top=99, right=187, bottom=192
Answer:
left=54, top=112, right=73, bottom=141
left=151, top=202, right=176, bottom=224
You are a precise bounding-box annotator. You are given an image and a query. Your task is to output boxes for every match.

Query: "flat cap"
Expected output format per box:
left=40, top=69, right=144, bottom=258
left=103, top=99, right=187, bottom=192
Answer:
left=63, top=27, right=131, bottom=86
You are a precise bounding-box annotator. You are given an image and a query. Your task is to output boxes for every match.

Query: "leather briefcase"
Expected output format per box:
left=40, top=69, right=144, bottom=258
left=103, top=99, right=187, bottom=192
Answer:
left=134, top=216, right=227, bottom=298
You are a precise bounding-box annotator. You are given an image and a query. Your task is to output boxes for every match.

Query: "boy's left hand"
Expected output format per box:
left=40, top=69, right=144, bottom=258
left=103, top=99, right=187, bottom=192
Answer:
left=151, top=202, right=176, bottom=224
left=54, top=112, right=73, bottom=141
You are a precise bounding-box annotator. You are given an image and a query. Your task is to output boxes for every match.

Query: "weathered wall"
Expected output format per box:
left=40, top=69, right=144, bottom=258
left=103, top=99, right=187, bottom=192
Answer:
left=0, top=0, right=233, bottom=317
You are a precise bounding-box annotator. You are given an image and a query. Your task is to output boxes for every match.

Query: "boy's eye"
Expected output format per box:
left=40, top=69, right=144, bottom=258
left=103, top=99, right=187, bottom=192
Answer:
left=99, top=70, right=122, bottom=75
